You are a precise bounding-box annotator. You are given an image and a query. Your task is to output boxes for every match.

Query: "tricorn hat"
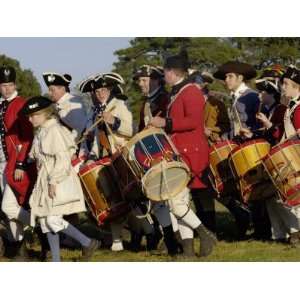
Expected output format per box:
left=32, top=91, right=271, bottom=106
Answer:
left=214, top=61, right=257, bottom=81
left=43, top=72, right=72, bottom=87
left=133, top=65, right=164, bottom=80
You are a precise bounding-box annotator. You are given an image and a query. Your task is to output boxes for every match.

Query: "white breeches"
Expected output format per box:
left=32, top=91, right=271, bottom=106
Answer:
left=39, top=216, right=69, bottom=234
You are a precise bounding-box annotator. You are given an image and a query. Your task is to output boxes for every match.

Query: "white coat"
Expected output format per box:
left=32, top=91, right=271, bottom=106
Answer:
left=29, top=118, right=86, bottom=227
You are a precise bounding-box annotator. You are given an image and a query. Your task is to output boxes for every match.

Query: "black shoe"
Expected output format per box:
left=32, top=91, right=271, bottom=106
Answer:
left=162, top=225, right=181, bottom=256
left=196, top=224, right=217, bottom=257
left=129, top=232, right=143, bottom=252
left=82, top=239, right=100, bottom=261
left=13, top=240, right=30, bottom=262
left=0, top=236, right=4, bottom=257
left=35, top=227, right=50, bottom=262
left=289, top=232, right=300, bottom=247
left=146, top=232, right=160, bottom=251
left=174, top=230, right=183, bottom=254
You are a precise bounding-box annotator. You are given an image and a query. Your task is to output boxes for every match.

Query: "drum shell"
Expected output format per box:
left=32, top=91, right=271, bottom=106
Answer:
left=209, top=140, right=238, bottom=195
left=229, top=139, right=270, bottom=178
left=263, top=140, right=300, bottom=206
left=79, top=159, right=129, bottom=225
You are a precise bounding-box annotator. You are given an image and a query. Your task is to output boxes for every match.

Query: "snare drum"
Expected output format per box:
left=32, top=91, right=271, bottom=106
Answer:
left=209, top=140, right=238, bottom=195
left=121, top=127, right=190, bottom=201
left=78, top=158, right=130, bottom=225
left=263, top=140, right=300, bottom=207
left=229, top=139, right=271, bottom=202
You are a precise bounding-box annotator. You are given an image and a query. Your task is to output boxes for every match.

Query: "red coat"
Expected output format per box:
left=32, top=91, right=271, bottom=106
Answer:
left=168, top=83, right=209, bottom=189
left=4, top=96, right=36, bottom=205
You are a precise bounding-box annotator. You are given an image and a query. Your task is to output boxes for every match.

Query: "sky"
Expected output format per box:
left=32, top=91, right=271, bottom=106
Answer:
left=0, top=37, right=132, bottom=92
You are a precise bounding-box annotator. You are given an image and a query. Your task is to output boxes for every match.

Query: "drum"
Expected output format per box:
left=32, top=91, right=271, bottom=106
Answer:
left=121, top=127, right=190, bottom=201
left=209, top=140, right=238, bottom=196
left=229, top=139, right=271, bottom=202
left=78, top=158, right=130, bottom=225
left=110, top=151, right=144, bottom=202
left=263, top=140, right=300, bottom=207
left=71, top=155, right=87, bottom=174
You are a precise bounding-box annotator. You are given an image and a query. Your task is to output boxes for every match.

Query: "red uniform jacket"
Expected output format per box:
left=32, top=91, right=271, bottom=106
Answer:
left=4, top=96, right=36, bottom=205
left=167, top=83, right=209, bottom=189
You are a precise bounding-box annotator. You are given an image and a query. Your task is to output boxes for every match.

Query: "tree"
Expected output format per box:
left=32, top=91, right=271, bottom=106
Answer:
left=113, top=37, right=240, bottom=120
left=0, top=54, right=41, bottom=98
left=113, top=37, right=300, bottom=121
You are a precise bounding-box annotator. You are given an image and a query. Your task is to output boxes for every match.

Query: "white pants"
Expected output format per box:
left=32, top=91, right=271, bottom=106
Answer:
left=167, top=187, right=201, bottom=240
left=39, top=216, right=69, bottom=234
left=266, top=195, right=300, bottom=240
left=0, top=161, right=30, bottom=242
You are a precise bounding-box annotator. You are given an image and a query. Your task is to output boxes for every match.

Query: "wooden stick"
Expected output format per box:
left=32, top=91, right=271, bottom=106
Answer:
left=76, top=105, right=116, bottom=145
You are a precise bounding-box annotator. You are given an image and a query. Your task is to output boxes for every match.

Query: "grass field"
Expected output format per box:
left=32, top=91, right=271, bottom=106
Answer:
left=1, top=203, right=300, bottom=262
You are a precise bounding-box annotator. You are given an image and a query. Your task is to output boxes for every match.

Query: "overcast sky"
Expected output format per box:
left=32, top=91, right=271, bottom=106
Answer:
left=0, top=37, right=131, bottom=92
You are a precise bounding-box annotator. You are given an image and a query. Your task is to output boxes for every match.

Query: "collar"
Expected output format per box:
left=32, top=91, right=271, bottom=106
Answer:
left=56, top=92, right=70, bottom=107
left=0, top=91, right=18, bottom=103
left=231, top=82, right=248, bottom=99
left=147, top=86, right=163, bottom=102
left=40, top=118, right=58, bottom=129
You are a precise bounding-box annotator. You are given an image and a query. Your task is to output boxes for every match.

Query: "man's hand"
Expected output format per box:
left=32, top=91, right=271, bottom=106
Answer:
left=14, top=169, right=24, bottom=182
left=102, top=112, right=115, bottom=125
left=48, top=184, right=56, bottom=199
left=204, top=127, right=213, bottom=137
left=239, top=127, right=253, bottom=139
left=149, top=116, right=166, bottom=128
left=256, top=112, right=272, bottom=129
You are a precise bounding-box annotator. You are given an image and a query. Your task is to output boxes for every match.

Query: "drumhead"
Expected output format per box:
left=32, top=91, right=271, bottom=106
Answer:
left=142, top=161, right=190, bottom=201
left=124, top=127, right=166, bottom=150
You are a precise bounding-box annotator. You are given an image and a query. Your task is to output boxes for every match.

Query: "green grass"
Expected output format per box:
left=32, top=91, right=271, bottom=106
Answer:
left=1, top=203, right=300, bottom=262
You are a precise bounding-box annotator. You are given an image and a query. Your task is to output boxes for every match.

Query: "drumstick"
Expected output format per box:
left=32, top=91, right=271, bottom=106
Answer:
left=76, top=105, right=116, bottom=145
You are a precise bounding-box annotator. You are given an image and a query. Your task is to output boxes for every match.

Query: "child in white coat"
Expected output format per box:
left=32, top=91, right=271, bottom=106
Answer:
left=22, top=96, right=99, bottom=262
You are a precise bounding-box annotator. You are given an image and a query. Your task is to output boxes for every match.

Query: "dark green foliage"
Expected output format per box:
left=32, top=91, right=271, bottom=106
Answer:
left=0, top=54, right=41, bottom=99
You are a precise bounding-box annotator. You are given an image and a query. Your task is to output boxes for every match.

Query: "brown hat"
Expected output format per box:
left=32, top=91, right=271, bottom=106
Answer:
left=214, top=61, right=257, bottom=81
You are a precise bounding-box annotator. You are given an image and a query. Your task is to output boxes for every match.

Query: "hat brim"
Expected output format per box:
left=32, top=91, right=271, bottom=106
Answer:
left=214, top=62, right=257, bottom=81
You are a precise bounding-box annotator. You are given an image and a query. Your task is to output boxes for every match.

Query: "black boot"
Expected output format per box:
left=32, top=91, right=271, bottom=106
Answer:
left=129, top=231, right=143, bottom=252
left=146, top=232, right=160, bottom=251
left=174, top=230, right=183, bottom=254
left=162, top=225, right=180, bottom=256
left=195, top=224, right=217, bottom=257
left=191, top=188, right=216, bottom=233
left=0, top=236, right=4, bottom=257
left=35, top=227, right=50, bottom=261
left=14, top=239, right=29, bottom=261
left=182, top=238, right=195, bottom=257
left=225, top=198, right=251, bottom=240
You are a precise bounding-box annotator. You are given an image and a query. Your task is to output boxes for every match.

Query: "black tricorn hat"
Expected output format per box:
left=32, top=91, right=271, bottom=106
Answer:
left=43, top=72, right=72, bottom=87
left=22, top=96, right=53, bottom=115
left=93, top=73, right=124, bottom=90
left=214, top=61, right=257, bottom=80
left=133, top=65, right=164, bottom=80
left=0, top=66, right=16, bottom=84
left=79, top=76, right=95, bottom=93
left=282, top=66, right=300, bottom=85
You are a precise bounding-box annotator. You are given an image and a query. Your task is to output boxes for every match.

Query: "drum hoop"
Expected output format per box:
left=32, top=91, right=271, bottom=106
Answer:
left=268, top=140, right=300, bottom=156
left=230, top=140, right=270, bottom=156
left=209, top=140, right=238, bottom=154
left=79, top=157, right=111, bottom=175
left=125, top=127, right=165, bottom=150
